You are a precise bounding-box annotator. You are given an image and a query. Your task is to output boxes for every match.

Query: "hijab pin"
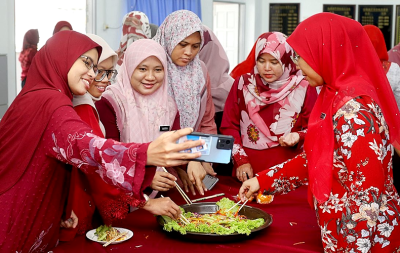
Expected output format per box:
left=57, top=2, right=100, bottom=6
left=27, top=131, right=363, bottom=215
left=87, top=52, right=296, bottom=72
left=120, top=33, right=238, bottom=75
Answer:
left=320, top=113, right=326, bottom=120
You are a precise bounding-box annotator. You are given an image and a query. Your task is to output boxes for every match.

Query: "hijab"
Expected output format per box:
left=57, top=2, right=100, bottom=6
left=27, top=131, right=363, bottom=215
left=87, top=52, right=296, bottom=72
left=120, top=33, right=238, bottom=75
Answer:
left=363, top=25, right=391, bottom=73
left=53, top=21, right=73, bottom=35
left=116, top=11, right=151, bottom=69
left=388, top=43, right=400, bottom=67
left=286, top=13, right=400, bottom=203
left=230, top=36, right=258, bottom=80
left=21, top=29, right=39, bottom=51
left=239, top=32, right=306, bottom=148
left=102, top=39, right=177, bottom=143
left=153, top=10, right=205, bottom=129
left=0, top=31, right=101, bottom=194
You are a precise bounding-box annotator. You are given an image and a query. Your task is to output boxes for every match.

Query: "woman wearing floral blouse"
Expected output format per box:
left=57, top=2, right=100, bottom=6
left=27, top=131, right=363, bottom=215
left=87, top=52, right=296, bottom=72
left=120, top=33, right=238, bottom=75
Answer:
left=240, top=13, right=400, bottom=252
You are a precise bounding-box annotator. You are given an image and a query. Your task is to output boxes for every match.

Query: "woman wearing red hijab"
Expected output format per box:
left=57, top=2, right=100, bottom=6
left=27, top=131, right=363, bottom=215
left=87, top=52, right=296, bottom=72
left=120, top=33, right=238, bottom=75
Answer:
left=19, top=29, right=39, bottom=88
left=0, top=31, right=203, bottom=252
left=240, top=13, right=400, bottom=252
left=53, top=20, right=73, bottom=35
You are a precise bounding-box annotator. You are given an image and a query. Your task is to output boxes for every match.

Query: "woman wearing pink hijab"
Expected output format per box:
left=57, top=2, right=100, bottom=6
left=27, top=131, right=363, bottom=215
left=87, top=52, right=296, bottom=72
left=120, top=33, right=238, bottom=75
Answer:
left=19, top=29, right=39, bottom=87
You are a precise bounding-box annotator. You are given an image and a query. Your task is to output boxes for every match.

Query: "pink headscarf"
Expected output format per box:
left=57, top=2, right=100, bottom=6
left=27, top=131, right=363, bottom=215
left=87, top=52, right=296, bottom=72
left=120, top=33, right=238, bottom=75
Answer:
left=116, top=11, right=151, bottom=69
left=388, top=43, right=400, bottom=67
left=153, top=10, right=205, bottom=128
left=102, top=39, right=177, bottom=143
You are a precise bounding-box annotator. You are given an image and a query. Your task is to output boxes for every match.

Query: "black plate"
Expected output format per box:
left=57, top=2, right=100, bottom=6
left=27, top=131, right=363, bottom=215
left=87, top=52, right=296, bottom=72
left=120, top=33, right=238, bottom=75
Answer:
left=156, top=202, right=273, bottom=242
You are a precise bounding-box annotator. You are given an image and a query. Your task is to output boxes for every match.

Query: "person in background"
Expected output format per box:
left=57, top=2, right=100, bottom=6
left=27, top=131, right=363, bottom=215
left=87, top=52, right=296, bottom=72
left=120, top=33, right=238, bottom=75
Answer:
left=19, top=29, right=39, bottom=88
left=0, top=30, right=203, bottom=252
left=116, top=11, right=151, bottom=70
left=53, top=20, right=73, bottom=35
left=240, top=13, right=400, bottom=252
left=153, top=10, right=219, bottom=191
left=199, top=25, right=234, bottom=133
left=221, top=32, right=317, bottom=182
left=388, top=42, right=400, bottom=67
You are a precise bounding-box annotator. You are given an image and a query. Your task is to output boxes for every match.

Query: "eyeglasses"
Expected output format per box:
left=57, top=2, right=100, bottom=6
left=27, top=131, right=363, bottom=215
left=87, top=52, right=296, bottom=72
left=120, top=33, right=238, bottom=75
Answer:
left=290, top=53, right=300, bottom=65
left=95, top=69, right=118, bottom=82
left=80, top=55, right=98, bottom=75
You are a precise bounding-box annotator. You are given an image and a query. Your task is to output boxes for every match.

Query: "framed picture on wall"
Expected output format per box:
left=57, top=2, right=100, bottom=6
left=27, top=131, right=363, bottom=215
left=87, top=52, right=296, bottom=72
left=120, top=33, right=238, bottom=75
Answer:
left=269, top=3, right=300, bottom=36
left=323, top=4, right=355, bottom=19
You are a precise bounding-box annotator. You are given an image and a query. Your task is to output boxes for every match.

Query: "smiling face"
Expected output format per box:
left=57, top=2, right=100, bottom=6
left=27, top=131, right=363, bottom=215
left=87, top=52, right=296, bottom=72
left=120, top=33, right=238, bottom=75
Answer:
left=67, top=48, right=98, bottom=95
left=296, top=56, right=324, bottom=87
left=130, top=56, right=165, bottom=95
left=170, top=32, right=201, bottom=67
left=88, top=56, right=114, bottom=98
left=256, top=53, right=283, bottom=83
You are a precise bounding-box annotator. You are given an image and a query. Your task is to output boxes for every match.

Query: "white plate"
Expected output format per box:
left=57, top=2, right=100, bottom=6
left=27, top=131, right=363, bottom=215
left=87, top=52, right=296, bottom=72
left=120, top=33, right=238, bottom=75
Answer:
left=86, top=227, right=133, bottom=245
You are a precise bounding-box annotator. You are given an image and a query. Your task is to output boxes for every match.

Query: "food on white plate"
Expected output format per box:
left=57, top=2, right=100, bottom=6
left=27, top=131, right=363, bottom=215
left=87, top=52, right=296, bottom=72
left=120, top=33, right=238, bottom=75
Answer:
left=94, top=225, right=127, bottom=242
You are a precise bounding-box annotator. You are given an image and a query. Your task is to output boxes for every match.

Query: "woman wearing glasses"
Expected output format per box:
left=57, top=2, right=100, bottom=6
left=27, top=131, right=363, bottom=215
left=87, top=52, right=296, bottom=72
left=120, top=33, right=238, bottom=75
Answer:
left=239, top=14, right=400, bottom=252
left=221, top=32, right=317, bottom=183
left=0, top=31, right=202, bottom=252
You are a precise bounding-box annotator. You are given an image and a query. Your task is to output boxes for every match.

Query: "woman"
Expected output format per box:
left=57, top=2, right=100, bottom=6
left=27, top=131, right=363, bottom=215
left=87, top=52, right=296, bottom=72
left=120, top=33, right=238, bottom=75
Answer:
left=240, top=13, right=400, bottom=252
left=0, top=31, right=203, bottom=252
left=19, top=29, right=39, bottom=88
left=153, top=10, right=219, bottom=192
left=116, top=11, right=151, bottom=69
left=221, top=32, right=317, bottom=182
left=388, top=42, right=400, bottom=67
left=53, top=20, right=73, bottom=35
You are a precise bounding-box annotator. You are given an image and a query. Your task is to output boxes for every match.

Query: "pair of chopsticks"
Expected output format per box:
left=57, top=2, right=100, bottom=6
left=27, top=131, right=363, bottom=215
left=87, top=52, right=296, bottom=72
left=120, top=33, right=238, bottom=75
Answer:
left=192, top=193, right=225, bottom=202
left=226, top=199, right=248, bottom=213
left=160, top=195, right=190, bottom=225
left=162, top=167, right=192, bottom=205
left=103, top=231, right=128, bottom=247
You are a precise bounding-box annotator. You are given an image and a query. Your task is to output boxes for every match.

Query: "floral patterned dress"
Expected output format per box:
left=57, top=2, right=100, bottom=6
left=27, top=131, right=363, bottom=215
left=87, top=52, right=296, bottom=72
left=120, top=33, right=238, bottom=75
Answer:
left=0, top=106, right=149, bottom=252
left=257, top=96, right=400, bottom=252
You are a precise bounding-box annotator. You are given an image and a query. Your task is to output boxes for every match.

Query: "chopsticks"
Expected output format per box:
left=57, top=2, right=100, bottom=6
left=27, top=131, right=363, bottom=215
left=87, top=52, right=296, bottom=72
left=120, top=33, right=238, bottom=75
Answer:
left=162, top=167, right=192, bottom=205
left=192, top=193, right=225, bottom=202
left=237, top=199, right=248, bottom=213
left=103, top=231, right=128, bottom=247
left=160, top=195, right=190, bottom=225
left=226, top=200, right=241, bottom=212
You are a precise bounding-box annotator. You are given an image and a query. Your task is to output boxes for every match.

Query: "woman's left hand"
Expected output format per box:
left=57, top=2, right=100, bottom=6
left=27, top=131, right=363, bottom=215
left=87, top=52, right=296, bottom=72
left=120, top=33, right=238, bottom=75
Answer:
left=60, top=210, right=78, bottom=229
left=279, top=132, right=300, bottom=147
left=201, top=162, right=216, bottom=176
left=239, top=177, right=260, bottom=202
left=187, top=161, right=207, bottom=195
left=176, top=167, right=196, bottom=195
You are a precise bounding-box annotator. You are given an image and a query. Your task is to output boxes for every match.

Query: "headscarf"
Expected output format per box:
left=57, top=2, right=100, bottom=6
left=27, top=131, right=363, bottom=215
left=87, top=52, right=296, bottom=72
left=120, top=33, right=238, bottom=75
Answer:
left=116, top=11, right=151, bottom=69
left=0, top=31, right=101, bottom=194
left=153, top=10, right=205, bottom=128
left=102, top=39, right=177, bottom=143
left=286, top=13, right=400, bottom=203
left=239, top=32, right=307, bottom=148
left=230, top=36, right=258, bottom=79
left=199, top=25, right=234, bottom=112
left=363, top=25, right=391, bottom=73
left=388, top=43, right=400, bottom=67
left=53, top=21, right=73, bottom=35
left=21, top=29, right=39, bottom=51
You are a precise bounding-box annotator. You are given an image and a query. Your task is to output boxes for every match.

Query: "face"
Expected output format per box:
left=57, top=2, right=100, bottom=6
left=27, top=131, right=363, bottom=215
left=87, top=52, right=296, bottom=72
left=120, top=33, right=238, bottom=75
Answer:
left=67, top=48, right=98, bottom=95
left=296, top=55, right=324, bottom=87
left=60, top=26, right=71, bottom=32
left=88, top=57, right=114, bottom=98
left=170, top=32, right=201, bottom=67
left=256, top=53, right=283, bottom=83
left=130, top=56, right=165, bottom=95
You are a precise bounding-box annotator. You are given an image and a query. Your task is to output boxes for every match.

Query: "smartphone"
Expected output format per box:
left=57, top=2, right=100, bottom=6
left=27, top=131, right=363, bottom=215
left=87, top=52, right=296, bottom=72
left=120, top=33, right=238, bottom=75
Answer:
left=202, top=175, right=219, bottom=190
left=177, top=132, right=234, bottom=164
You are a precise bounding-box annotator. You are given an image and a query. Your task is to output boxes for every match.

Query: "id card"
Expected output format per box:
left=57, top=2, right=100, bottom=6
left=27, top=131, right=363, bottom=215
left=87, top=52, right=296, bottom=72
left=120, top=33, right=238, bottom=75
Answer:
left=177, top=135, right=211, bottom=155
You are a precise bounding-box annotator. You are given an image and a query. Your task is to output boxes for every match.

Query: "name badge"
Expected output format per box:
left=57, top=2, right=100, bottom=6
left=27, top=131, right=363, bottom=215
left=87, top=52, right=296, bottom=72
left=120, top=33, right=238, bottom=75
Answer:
left=159, top=125, right=170, bottom=132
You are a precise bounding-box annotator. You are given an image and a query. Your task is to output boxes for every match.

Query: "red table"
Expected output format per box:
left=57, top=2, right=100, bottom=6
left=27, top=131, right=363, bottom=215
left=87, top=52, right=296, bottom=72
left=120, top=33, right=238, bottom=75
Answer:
left=54, top=176, right=323, bottom=253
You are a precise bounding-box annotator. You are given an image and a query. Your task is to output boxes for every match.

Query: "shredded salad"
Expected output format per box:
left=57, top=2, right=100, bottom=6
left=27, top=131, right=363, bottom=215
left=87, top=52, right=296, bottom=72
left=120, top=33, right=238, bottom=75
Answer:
left=162, top=198, right=265, bottom=235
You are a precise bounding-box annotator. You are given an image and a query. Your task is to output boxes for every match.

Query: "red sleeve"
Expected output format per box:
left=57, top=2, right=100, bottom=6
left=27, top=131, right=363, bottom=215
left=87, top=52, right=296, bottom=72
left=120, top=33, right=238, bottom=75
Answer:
left=96, top=97, right=120, bottom=141
left=197, top=72, right=218, bottom=134
left=74, top=104, right=104, bottom=138
left=220, top=77, right=250, bottom=169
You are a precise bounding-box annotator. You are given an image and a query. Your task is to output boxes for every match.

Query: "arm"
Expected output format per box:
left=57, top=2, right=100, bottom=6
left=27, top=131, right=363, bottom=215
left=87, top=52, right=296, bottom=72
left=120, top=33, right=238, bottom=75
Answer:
left=196, top=72, right=218, bottom=134
left=96, top=97, right=120, bottom=141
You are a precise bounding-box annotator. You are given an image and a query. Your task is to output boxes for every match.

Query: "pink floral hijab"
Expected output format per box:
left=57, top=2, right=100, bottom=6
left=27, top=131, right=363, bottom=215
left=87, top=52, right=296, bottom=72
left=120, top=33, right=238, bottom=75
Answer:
left=102, top=39, right=177, bottom=143
left=153, top=10, right=205, bottom=129
left=240, top=32, right=307, bottom=148
left=116, top=11, right=151, bottom=69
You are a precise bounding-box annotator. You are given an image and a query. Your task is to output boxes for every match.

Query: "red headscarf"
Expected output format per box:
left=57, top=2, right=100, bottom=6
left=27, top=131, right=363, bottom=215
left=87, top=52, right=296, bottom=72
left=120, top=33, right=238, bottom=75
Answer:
left=22, top=29, right=39, bottom=50
left=363, top=25, right=391, bottom=73
left=53, top=21, right=73, bottom=35
left=230, top=35, right=258, bottom=79
left=0, top=31, right=101, bottom=194
left=287, top=13, right=400, bottom=203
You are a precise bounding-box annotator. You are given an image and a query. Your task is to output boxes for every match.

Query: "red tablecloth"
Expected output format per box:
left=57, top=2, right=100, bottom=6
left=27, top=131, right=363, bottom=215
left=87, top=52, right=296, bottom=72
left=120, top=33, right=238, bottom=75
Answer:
left=54, top=176, right=323, bottom=253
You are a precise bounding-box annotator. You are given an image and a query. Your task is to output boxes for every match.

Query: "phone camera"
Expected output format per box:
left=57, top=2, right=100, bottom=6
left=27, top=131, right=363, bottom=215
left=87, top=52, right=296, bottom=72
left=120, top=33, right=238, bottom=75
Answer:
left=225, top=140, right=231, bottom=144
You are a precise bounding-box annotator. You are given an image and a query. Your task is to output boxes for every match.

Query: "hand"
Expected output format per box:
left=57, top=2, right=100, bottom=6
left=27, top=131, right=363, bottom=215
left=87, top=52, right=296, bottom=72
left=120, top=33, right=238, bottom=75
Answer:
left=176, top=168, right=196, bottom=195
left=201, top=162, right=217, bottom=176
left=150, top=171, right=177, bottom=192
left=279, top=132, right=300, bottom=147
left=239, top=177, right=260, bottom=202
left=141, top=197, right=181, bottom=220
left=236, top=163, right=253, bottom=182
left=187, top=161, right=207, bottom=195
left=60, top=210, right=78, bottom=229
left=147, top=128, right=204, bottom=167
